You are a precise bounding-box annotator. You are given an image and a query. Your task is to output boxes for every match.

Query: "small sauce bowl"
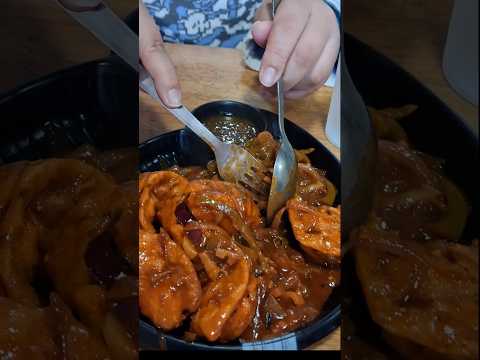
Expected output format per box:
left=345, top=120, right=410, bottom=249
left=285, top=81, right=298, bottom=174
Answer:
left=192, top=100, right=267, bottom=146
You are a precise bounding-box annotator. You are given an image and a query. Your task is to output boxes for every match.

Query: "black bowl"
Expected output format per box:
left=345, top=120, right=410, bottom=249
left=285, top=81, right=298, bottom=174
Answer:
left=193, top=100, right=267, bottom=134
left=139, top=101, right=341, bottom=350
left=170, top=100, right=269, bottom=166
left=342, top=33, right=478, bottom=357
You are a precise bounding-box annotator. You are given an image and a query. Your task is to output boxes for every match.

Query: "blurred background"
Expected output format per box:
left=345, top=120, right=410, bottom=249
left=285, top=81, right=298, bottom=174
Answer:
left=0, top=0, right=137, bottom=93
left=345, top=0, right=478, bottom=132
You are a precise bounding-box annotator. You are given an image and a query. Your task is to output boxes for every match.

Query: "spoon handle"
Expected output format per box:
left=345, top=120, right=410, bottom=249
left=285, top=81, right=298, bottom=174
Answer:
left=276, top=78, right=286, bottom=137
left=271, top=0, right=286, bottom=139
left=271, top=0, right=281, bottom=15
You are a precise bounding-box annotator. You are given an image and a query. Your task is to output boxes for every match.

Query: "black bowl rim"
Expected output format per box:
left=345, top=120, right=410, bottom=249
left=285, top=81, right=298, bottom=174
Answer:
left=153, top=303, right=340, bottom=351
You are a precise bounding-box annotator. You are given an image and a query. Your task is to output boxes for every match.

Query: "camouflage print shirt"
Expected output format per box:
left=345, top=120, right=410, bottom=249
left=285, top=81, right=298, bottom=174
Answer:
left=143, top=0, right=263, bottom=48
left=144, top=0, right=340, bottom=49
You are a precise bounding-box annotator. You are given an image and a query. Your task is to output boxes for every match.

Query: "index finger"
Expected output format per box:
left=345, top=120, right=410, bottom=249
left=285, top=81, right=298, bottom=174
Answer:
left=139, top=2, right=181, bottom=107
left=259, top=0, right=310, bottom=87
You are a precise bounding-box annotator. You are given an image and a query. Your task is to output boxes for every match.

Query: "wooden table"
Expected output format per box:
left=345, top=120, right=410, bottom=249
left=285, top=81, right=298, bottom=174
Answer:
left=139, top=44, right=339, bottom=158
left=139, top=43, right=341, bottom=351
left=0, top=0, right=136, bottom=93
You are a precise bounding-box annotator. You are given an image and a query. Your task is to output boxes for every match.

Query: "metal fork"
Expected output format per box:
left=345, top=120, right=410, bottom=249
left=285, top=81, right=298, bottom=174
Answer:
left=139, top=66, right=270, bottom=194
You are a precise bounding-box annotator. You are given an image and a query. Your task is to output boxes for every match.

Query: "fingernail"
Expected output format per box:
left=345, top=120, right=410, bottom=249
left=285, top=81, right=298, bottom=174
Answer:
left=167, top=88, right=181, bottom=107
left=260, top=67, right=277, bottom=87
left=252, top=20, right=267, bottom=30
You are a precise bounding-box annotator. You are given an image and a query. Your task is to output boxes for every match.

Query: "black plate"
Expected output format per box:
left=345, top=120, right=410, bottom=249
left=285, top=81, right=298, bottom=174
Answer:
left=139, top=103, right=341, bottom=350
left=343, top=33, right=478, bottom=357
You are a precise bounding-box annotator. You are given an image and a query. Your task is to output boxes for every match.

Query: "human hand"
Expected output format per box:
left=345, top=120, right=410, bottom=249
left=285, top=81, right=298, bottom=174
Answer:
left=139, top=1, right=181, bottom=107
left=253, top=0, right=340, bottom=99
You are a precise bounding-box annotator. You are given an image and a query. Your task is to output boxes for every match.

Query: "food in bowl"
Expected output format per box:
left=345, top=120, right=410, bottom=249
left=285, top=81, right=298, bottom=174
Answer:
left=139, top=131, right=340, bottom=343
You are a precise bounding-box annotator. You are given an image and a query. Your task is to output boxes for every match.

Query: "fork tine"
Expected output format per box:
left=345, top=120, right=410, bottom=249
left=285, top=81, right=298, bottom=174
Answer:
left=218, top=144, right=272, bottom=194
left=239, top=171, right=269, bottom=195
left=248, top=157, right=269, bottom=174
left=240, top=179, right=267, bottom=195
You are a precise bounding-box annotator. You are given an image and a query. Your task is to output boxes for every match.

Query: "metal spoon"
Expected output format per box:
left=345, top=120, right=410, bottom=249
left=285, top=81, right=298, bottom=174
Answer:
left=266, top=0, right=298, bottom=223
